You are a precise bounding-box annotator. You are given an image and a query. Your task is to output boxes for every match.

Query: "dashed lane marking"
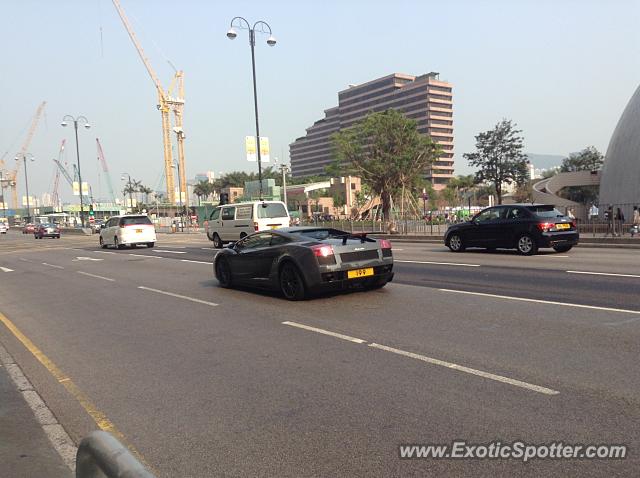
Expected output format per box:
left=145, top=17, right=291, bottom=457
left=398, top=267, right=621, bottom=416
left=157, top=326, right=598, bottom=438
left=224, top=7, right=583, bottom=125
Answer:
left=567, top=270, right=640, bottom=279
left=0, top=266, right=13, bottom=272
left=180, top=259, right=212, bottom=265
left=137, top=286, right=218, bottom=306
left=42, top=263, right=64, bottom=269
left=77, top=271, right=115, bottom=282
left=396, top=260, right=481, bottom=267
left=152, top=249, right=187, bottom=254
left=282, top=321, right=367, bottom=344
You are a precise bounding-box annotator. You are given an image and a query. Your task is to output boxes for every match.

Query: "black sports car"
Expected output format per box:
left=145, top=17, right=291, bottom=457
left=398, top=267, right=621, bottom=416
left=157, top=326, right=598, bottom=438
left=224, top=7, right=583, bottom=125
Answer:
left=445, top=204, right=579, bottom=255
left=213, top=227, right=394, bottom=300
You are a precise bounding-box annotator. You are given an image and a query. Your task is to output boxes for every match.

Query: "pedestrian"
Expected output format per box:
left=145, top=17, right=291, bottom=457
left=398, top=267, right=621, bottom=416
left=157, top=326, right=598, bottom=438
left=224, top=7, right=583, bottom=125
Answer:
left=632, top=206, right=640, bottom=237
left=567, top=208, right=575, bottom=220
left=604, top=206, right=614, bottom=237
left=616, top=207, right=625, bottom=236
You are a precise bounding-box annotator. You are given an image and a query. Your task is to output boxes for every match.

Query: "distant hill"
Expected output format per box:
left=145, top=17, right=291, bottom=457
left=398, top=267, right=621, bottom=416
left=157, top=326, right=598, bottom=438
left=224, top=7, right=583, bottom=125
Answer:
left=526, top=153, right=565, bottom=170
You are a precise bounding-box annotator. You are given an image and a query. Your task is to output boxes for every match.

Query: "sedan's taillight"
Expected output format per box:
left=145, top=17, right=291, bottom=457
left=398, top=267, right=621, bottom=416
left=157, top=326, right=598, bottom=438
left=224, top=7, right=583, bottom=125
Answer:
left=253, top=222, right=259, bottom=231
left=537, top=222, right=554, bottom=232
left=380, top=239, right=392, bottom=249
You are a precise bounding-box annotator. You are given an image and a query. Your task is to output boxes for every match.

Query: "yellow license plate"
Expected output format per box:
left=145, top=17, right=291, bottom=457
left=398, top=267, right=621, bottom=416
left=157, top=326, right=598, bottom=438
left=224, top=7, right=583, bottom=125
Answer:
left=135, top=229, right=143, bottom=233
left=270, top=225, right=278, bottom=229
left=347, top=267, right=374, bottom=279
left=556, top=223, right=570, bottom=230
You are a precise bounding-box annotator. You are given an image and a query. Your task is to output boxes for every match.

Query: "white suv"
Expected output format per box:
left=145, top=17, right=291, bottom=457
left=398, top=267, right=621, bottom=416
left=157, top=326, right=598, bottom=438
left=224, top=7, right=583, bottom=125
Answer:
left=0, top=222, right=8, bottom=234
left=99, top=215, right=156, bottom=249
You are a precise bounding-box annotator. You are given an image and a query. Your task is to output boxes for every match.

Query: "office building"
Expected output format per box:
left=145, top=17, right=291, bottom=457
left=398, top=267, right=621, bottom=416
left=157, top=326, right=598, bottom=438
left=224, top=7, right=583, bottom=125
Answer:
left=290, top=72, right=454, bottom=189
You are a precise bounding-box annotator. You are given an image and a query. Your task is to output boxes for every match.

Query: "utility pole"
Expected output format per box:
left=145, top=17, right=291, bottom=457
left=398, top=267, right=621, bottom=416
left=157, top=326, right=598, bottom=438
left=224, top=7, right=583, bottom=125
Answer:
left=279, top=163, right=290, bottom=208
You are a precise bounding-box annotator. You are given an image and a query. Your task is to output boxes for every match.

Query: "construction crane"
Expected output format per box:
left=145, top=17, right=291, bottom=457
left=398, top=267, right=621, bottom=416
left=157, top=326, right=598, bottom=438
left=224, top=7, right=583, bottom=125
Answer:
left=0, top=101, right=47, bottom=209
left=96, top=138, right=116, bottom=204
left=54, top=159, right=75, bottom=188
left=51, top=140, right=66, bottom=208
left=111, top=0, right=187, bottom=207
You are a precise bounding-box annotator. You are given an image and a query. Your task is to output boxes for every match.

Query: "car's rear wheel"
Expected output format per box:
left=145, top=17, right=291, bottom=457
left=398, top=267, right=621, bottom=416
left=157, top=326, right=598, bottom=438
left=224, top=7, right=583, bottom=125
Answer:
left=147, top=242, right=154, bottom=248
left=215, top=257, right=233, bottom=288
left=553, top=245, right=573, bottom=253
left=99, top=237, right=107, bottom=249
left=212, top=233, right=223, bottom=249
left=517, top=234, right=538, bottom=255
left=239, top=232, right=247, bottom=239
left=279, top=262, right=306, bottom=301
left=447, top=233, right=465, bottom=252
left=114, top=237, right=124, bottom=250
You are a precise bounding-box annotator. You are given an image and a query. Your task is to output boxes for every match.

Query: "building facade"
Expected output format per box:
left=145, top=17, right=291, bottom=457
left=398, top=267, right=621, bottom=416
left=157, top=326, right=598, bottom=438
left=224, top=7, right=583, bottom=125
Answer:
left=289, top=72, right=454, bottom=189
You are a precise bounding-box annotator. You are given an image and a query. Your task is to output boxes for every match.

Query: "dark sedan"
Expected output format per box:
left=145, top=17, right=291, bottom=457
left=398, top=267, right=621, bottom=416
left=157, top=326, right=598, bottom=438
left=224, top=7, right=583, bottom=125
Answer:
left=34, top=223, right=61, bottom=239
left=213, top=227, right=394, bottom=300
left=444, top=204, right=579, bottom=255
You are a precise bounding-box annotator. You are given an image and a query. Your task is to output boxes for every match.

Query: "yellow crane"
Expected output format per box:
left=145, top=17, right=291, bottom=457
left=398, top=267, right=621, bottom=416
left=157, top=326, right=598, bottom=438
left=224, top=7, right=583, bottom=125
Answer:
left=111, top=0, right=187, bottom=207
left=0, top=101, right=46, bottom=209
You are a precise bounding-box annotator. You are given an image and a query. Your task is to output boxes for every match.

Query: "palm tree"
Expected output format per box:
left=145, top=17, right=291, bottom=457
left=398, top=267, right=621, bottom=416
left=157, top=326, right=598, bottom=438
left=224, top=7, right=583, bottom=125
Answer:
left=193, top=180, right=210, bottom=206
left=139, top=186, right=153, bottom=206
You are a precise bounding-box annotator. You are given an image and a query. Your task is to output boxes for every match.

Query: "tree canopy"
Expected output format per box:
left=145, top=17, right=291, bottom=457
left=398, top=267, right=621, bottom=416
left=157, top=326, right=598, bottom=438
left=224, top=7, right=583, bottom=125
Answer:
left=560, top=146, right=604, bottom=172
left=463, top=119, right=529, bottom=204
left=331, top=109, right=440, bottom=222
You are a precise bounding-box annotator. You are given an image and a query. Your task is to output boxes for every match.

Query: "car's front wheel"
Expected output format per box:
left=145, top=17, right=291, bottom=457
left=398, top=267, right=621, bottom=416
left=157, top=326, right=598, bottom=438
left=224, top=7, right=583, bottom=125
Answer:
left=447, top=233, right=465, bottom=252
left=553, top=245, right=573, bottom=253
left=215, top=257, right=233, bottom=288
left=517, top=234, right=538, bottom=255
left=212, top=233, right=223, bottom=249
left=99, top=237, right=107, bottom=249
left=279, top=262, right=306, bottom=301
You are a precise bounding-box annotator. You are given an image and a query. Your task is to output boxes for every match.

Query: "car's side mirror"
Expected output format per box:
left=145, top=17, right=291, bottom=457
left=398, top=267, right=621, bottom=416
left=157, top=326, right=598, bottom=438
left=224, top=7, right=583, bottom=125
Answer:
left=227, top=241, right=237, bottom=249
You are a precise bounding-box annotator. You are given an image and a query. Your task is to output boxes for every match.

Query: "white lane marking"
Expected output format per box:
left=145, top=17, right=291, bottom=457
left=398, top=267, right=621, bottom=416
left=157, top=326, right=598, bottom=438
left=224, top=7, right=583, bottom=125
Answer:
left=180, top=259, right=212, bottom=265
left=201, top=247, right=213, bottom=250
left=439, top=288, right=640, bottom=315
left=156, top=245, right=186, bottom=249
left=1, top=267, right=13, bottom=272
left=538, top=255, right=570, bottom=258
left=137, top=286, right=218, bottom=306
left=42, top=263, right=64, bottom=269
left=396, top=260, right=480, bottom=267
left=567, top=270, right=640, bottom=279
left=368, top=343, right=559, bottom=396
left=128, top=254, right=162, bottom=259
left=72, top=256, right=103, bottom=262
left=393, top=248, right=404, bottom=251
left=152, top=249, right=187, bottom=254
left=77, top=271, right=115, bottom=282
left=19, top=258, right=35, bottom=263
left=94, top=251, right=116, bottom=255
left=282, top=321, right=366, bottom=344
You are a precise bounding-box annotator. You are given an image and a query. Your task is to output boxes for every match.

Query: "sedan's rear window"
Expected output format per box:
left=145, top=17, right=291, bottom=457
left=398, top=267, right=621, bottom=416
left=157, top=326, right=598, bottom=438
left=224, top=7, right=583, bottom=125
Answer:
left=257, top=203, right=288, bottom=219
left=120, top=216, right=152, bottom=226
left=525, top=206, right=564, bottom=218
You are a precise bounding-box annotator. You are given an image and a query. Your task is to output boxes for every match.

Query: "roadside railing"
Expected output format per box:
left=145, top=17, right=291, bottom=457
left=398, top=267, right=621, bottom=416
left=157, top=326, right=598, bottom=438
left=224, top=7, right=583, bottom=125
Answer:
left=75, top=430, right=156, bottom=478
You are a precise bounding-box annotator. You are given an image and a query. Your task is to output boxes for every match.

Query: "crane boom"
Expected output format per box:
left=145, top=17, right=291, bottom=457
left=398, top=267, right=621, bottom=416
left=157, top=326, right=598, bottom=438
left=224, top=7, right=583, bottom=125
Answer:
left=51, top=140, right=65, bottom=208
left=7, top=101, right=46, bottom=208
left=111, top=0, right=176, bottom=204
left=96, top=139, right=116, bottom=204
left=54, top=159, right=74, bottom=187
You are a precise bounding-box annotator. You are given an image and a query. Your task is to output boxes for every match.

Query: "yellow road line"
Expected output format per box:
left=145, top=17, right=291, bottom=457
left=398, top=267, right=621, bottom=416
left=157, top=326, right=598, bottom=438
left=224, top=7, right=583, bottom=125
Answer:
left=0, top=311, right=151, bottom=469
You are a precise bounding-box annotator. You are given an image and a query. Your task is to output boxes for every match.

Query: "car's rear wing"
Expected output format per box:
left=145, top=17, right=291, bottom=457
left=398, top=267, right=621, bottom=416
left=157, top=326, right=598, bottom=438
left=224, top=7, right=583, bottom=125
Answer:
left=336, top=232, right=376, bottom=245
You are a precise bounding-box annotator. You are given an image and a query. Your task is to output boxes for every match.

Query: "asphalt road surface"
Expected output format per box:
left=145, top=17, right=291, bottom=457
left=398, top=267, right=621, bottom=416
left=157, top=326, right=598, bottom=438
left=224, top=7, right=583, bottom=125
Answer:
left=1, top=230, right=639, bottom=477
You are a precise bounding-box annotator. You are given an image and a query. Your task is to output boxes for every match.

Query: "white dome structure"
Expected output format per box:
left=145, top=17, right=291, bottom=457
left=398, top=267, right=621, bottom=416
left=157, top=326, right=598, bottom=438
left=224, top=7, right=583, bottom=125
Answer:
left=599, top=84, right=640, bottom=213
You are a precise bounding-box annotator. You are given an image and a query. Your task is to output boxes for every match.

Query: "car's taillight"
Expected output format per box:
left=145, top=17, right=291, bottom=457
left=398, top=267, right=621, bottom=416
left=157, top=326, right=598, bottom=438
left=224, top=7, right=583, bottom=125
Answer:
left=312, top=244, right=334, bottom=257
left=380, top=239, right=392, bottom=249
left=253, top=222, right=259, bottom=231
left=537, top=222, right=554, bottom=232
left=571, top=220, right=577, bottom=228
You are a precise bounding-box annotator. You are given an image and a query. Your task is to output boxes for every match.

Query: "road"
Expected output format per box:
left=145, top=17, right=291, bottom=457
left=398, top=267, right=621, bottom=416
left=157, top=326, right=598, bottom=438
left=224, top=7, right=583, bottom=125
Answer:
left=1, top=230, right=639, bottom=477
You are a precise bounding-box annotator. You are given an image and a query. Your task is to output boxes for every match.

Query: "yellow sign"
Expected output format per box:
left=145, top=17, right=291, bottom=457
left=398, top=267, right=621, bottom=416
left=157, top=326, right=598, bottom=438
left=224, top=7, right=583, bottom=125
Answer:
left=259, top=137, right=270, bottom=163
left=245, top=136, right=257, bottom=162
left=73, top=181, right=80, bottom=196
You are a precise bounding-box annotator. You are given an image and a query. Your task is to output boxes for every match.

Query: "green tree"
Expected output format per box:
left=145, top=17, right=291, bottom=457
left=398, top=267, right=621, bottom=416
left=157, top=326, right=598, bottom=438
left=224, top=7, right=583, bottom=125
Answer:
left=331, top=109, right=440, bottom=223
left=193, top=180, right=211, bottom=206
left=463, top=119, right=529, bottom=205
left=560, top=146, right=604, bottom=172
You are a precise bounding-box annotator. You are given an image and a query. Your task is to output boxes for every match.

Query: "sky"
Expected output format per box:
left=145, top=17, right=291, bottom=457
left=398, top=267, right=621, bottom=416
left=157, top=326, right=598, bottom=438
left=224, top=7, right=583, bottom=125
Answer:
left=1, top=0, right=639, bottom=204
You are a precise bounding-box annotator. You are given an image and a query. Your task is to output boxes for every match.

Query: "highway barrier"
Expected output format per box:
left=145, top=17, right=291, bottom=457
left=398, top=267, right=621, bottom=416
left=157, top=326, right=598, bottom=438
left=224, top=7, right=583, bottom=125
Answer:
left=76, top=430, right=155, bottom=478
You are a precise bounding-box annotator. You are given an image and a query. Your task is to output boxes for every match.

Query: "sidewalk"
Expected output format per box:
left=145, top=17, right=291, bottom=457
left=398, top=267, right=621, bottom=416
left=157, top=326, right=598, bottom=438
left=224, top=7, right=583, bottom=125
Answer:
left=0, top=351, right=73, bottom=478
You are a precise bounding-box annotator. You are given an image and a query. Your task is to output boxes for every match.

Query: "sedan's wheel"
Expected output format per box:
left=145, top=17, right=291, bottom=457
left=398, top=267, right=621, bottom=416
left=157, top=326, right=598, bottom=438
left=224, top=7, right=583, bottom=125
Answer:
left=517, top=234, right=538, bottom=255
left=99, top=237, right=107, bottom=249
left=279, top=262, right=306, bottom=301
left=147, top=242, right=155, bottom=248
left=553, top=245, right=573, bottom=253
left=212, top=233, right=223, bottom=249
left=114, top=237, right=124, bottom=250
left=448, top=233, right=465, bottom=252
left=215, top=257, right=233, bottom=288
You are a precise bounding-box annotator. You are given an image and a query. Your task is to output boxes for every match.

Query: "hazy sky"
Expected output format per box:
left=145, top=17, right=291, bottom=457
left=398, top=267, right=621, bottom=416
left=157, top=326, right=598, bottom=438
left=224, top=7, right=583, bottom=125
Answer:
left=1, top=0, right=639, bottom=203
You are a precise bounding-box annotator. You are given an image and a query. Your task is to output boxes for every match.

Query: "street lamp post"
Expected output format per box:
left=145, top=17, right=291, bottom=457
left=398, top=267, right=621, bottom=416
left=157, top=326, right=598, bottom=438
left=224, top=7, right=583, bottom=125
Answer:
left=121, top=173, right=134, bottom=213
left=62, top=115, right=91, bottom=227
left=0, top=171, right=7, bottom=218
left=14, top=153, right=35, bottom=223
left=227, top=17, right=277, bottom=201
left=278, top=163, right=290, bottom=208
left=173, top=160, right=184, bottom=232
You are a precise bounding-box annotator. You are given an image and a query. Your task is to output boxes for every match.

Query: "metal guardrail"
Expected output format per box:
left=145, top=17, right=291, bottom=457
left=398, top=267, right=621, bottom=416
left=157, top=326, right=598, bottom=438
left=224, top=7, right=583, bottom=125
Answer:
left=76, top=430, right=156, bottom=478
